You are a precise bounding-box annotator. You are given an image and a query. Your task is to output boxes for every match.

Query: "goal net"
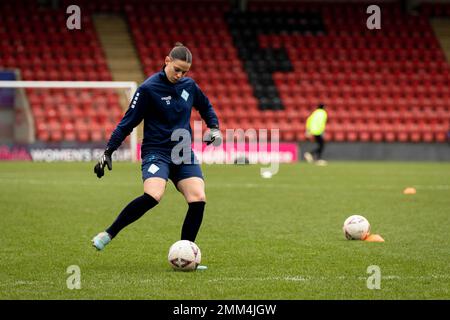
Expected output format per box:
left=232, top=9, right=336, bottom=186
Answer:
left=0, top=80, right=138, bottom=162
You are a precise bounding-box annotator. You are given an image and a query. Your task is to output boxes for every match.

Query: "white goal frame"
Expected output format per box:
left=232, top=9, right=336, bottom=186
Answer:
left=0, top=80, right=139, bottom=162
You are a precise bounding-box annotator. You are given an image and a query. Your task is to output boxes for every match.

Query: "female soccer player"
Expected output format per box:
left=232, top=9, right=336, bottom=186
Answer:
left=92, top=43, right=222, bottom=251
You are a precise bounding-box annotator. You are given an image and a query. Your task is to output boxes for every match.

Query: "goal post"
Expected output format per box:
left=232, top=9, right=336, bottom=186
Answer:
left=0, top=80, right=139, bottom=162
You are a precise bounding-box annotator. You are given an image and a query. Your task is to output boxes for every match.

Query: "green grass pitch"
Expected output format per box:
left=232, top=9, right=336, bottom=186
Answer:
left=0, top=161, right=449, bottom=299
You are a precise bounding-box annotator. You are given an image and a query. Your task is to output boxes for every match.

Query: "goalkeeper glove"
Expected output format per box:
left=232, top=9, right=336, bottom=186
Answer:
left=94, top=148, right=113, bottom=178
left=205, top=127, right=223, bottom=147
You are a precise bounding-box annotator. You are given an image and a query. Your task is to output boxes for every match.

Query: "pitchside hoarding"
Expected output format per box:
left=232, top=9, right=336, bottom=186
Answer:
left=1, top=143, right=298, bottom=163
left=0, top=144, right=131, bottom=162
left=137, top=142, right=298, bottom=164
left=192, top=142, right=298, bottom=164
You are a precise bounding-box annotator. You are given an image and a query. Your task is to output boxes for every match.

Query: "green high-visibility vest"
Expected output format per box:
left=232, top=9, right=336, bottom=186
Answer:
left=306, top=109, right=327, bottom=135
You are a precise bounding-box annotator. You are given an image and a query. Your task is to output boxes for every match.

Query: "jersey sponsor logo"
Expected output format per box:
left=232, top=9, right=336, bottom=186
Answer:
left=148, top=164, right=160, bottom=174
left=181, top=89, right=189, bottom=101
left=161, top=95, right=172, bottom=105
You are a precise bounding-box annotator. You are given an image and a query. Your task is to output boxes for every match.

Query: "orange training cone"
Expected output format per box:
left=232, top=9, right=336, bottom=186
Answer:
left=364, top=234, right=385, bottom=242
left=403, top=187, right=416, bottom=195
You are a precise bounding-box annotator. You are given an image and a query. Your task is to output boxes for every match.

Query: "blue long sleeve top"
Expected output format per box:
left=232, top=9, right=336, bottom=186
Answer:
left=107, top=69, right=219, bottom=158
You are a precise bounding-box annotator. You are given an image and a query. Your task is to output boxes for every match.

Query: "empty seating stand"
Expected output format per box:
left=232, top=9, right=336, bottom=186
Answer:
left=124, top=0, right=449, bottom=143
left=0, top=0, right=448, bottom=143
left=0, top=1, right=118, bottom=143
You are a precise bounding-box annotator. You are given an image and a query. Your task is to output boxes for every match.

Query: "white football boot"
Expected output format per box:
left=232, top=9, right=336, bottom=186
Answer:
left=92, top=232, right=111, bottom=251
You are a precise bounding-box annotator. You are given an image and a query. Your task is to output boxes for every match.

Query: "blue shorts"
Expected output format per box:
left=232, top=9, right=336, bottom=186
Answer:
left=141, top=149, right=203, bottom=185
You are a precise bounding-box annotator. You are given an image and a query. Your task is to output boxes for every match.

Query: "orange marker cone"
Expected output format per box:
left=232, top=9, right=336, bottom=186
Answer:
left=364, top=234, right=385, bottom=242
left=403, top=187, right=416, bottom=195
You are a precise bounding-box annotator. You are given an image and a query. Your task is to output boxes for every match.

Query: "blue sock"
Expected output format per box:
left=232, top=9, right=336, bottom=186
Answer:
left=106, top=193, right=158, bottom=238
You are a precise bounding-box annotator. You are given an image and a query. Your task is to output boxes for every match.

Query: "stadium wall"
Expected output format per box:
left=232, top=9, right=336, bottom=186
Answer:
left=299, top=141, right=450, bottom=161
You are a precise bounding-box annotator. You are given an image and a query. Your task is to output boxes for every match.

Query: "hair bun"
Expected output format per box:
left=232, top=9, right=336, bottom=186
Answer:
left=169, top=43, right=192, bottom=63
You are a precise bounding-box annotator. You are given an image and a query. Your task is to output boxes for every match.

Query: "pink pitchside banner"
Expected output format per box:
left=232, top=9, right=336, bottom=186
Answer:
left=136, top=143, right=298, bottom=164
left=194, top=142, right=298, bottom=164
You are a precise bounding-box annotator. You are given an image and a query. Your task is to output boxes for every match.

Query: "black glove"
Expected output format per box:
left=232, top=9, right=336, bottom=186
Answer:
left=94, top=148, right=113, bottom=178
left=204, top=127, right=223, bottom=147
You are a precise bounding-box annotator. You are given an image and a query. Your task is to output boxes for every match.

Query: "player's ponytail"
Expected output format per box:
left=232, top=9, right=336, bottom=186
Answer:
left=169, top=42, right=192, bottom=64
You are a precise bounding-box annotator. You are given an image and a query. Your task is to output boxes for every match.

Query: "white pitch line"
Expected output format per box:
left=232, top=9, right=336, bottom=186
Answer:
left=206, top=274, right=450, bottom=283
left=0, top=177, right=448, bottom=191
left=1, top=274, right=449, bottom=289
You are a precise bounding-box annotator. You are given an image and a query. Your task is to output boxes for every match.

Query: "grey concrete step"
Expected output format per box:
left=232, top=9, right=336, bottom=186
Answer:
left=430, top=18, right=450, bottom=62
left=93, top=14, right=145, bottom=86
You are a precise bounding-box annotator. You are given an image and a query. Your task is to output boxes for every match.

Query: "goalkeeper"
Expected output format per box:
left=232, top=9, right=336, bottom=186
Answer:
left=92, top=43, right=222, bottom=250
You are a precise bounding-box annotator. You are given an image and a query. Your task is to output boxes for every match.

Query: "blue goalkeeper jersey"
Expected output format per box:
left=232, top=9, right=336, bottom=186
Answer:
left=107, top=69, right=219, bottom=158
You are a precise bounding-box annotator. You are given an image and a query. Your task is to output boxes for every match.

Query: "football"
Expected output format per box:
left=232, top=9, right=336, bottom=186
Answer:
left=343, top=215, right=371, bottom=240
left=261, top=170, right=273, bottom=179
left=168, top=240, right=201, bottom=271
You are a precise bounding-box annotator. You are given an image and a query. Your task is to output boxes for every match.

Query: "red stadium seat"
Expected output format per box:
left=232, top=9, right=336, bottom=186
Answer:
left=5, top=1, right=449, bottom=144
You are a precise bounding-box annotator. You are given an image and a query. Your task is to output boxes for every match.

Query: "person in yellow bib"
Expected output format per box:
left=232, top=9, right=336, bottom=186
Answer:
left=304, top=103, right=327, bottom=165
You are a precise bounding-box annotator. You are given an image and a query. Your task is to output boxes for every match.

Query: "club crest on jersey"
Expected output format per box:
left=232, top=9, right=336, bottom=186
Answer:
left=161, top=95, right=172, bottom=105
left=181, top=89, right=189, bottom=101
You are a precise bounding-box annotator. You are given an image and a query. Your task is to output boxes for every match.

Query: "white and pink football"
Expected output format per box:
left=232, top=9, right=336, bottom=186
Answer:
left=343, top=215, right=371, bottom=240
left=168, top=240, right=201, bottom=271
